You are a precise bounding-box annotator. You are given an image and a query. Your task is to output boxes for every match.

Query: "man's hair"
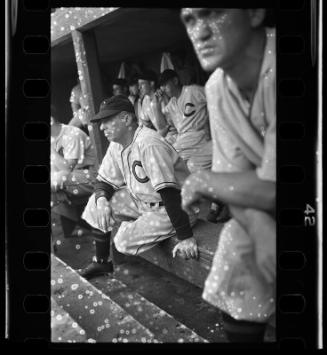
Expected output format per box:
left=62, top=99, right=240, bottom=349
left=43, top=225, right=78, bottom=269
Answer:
left=138, top=69, right=158, bottom=87
left=159, top=69, right=179, bottom=86
left=128, top=77, right=139, bottom=87
left=112, top=78, right=128, bottom=89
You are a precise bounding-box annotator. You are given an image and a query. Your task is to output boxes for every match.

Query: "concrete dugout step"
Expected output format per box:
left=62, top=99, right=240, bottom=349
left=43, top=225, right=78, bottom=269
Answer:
left=52, top=255, right=208, bottom=343
left=52, top=255, right=157, bottom=343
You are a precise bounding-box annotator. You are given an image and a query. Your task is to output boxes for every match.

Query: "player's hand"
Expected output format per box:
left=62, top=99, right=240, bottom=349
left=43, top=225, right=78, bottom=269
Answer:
left=154, top=89, right=164, bottom=102
left=181, top=171, right=206, bottom=214
left=51, top=171, right=68, bottom=192
left=172, top=237, right=199, bottom=260
left=96, top=196, right=114, bottom=232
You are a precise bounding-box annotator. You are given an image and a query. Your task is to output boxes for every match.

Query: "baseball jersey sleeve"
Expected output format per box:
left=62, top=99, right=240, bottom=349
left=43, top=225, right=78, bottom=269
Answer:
left=62, top=130, right=89, bottom=164
left=142, top=144, right=179, bottom=191
left=192, top=85, right=207, bottom=105
left=97, top=143, right=125, bottom=189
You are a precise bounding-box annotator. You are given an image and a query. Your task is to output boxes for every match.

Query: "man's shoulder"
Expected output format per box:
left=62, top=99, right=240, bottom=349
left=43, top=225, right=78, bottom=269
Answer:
left=205, top=68, right=224, bottom=92
left=136, top=127, right=169, bottom=150
left=183, top=84, right=204, bottom=96
left=62, top=124, right=87, bottom=138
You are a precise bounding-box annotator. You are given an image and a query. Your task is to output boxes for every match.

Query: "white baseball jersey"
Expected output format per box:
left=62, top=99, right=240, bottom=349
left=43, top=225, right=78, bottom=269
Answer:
left=162, top=85, right=211, bottom=154
left=202, top=28, right=276, bottom=322
left=97, top=126, right=189, bottom=204
left=51, top=124, right=95, bottom=169
left=138, top=95, right=156, bottom=128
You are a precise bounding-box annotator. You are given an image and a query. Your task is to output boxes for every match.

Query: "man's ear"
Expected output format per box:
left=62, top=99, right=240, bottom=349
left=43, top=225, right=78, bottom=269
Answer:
left=248, top=9, right=266, bottom=28
left=124, top=113, right=134, bottom=126
left=173, top=77, right=179, bottom=86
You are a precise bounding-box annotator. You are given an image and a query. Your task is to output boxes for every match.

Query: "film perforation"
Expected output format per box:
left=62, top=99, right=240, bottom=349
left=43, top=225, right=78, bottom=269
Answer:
left=23, top=35, right=49, bottom=54
left=278, top=251, right=306, bottom=270
left=23, top=122, right=49, bottom=141
left=279, top=79, right=306, bottom=97
left=23, top=79, right=49, bottom=98
left=279, top=122, right=305, bottom=140
left=23, top=208, right=50, bottom=227
left=279, top=165, right=305, bottom=183
left=279, top=294, right=306, bottom=313
left=23, top=295, right=50, bottom=313
left=279, top=209, right=303, bottom=226
left=279, top=36, right=305, bottom=54
left=23, top=165, right=49, bottom=184
left=23, top=252, right=50, bottom=271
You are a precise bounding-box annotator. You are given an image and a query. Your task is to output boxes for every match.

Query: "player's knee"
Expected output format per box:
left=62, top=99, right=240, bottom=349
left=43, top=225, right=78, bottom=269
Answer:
left=113, top=237, right=134, bottom=256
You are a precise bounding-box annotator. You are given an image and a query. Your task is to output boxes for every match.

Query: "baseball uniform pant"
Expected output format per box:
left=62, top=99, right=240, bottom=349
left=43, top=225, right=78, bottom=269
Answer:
left=202, top=214, right=275, bottom=323
left=51, top=167, right=96, bottom=222
left=82, top=187, right=198, bottom=256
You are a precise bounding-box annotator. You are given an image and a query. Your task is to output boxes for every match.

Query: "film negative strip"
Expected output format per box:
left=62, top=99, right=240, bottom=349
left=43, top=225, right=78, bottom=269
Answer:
left=4, top=0, right=324, bottom=350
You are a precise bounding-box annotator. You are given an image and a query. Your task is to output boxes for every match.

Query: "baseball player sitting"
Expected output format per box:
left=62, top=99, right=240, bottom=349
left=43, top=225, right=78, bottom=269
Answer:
left=180, top=8, right=276, bottom=342
left=79, top=95, right=199, bottom=280
left=158, top=69, right=230, bottom=223
left=137, top=70, right=177, bottom=140
left=51, top=105, right=97, bottom=238
left=112, top=78, right=129, bottom=97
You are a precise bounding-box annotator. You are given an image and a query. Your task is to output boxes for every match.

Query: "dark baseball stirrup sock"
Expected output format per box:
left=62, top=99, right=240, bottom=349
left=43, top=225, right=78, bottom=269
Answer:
left=222, top=312, right=267, bottom=343
left=94, top=232, right=111, bottom=263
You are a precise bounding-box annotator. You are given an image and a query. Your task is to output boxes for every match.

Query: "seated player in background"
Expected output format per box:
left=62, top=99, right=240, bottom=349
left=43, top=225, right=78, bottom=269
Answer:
left=158, top=69, right=230, bottom=223
left=79, top=95, right=199, bottom=280
left=112, top=78, right=129, bottom=97
left=137, top=70, right=174, bottom=137
left=180, top=8, right=276, bottom=342
left=51, top=105, right=97, bottom=238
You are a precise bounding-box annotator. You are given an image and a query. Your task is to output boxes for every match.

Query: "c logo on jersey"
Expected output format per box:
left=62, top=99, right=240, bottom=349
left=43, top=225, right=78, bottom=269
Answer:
left=132, top=161, right=150, bottom=183
left=184, top=103, right=196, bottom=117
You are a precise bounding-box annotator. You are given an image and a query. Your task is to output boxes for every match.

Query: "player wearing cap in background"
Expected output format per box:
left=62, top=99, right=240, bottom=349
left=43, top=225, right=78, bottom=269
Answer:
left=79, top=95, right=199, bottom=280
left=159, top=69, right=211, bottom=170
left=112, top=78, right=129, bottom=97
left=51, top=105, right=97, bottom=238
left=180, top=8, right=276, bottom=342
left=159, top=69, right=230, bottom=223
left=137, top=70, right=176, bottom=138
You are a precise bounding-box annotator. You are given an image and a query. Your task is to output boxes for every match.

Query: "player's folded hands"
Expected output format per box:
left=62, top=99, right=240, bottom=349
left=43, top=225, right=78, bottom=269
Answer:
left=172, top=237, right=199, bottom=260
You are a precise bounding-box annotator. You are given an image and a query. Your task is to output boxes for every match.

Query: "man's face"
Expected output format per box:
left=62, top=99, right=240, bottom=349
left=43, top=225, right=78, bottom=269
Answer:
left=181, top=8, right=253, bottom=72
left=100, top=113, right=126, bottom=142
left=138, top=79, right=152, bottom=97
left=161, top=79, right=177, bottom=98
left=113, top=85, right=125, bottom=96
left=129, top=84, right=139, bottom=96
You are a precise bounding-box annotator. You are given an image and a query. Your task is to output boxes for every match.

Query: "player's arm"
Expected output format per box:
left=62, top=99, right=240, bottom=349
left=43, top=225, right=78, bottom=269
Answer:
left=68, top=115, right=84, bottom=129
left=158, top=187, right=193, bottom=241
left=51, top=146, right=77, bottom=172
left=150, top=93, right=170, bottom=136
left=159, top=187, right=198, bottom=260
left=181, top=169, right=275, bottom=213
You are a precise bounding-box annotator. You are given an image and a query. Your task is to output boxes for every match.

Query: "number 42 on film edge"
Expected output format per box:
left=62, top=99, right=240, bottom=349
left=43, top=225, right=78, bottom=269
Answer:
left=304, top=203, right=316, bottom=227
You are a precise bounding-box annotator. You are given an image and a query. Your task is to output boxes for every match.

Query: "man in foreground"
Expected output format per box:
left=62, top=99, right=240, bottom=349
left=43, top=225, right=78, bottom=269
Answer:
left=180, top=8, right=276, bottom=342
